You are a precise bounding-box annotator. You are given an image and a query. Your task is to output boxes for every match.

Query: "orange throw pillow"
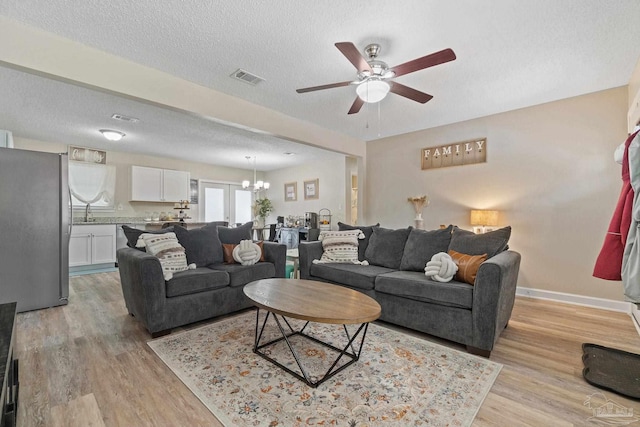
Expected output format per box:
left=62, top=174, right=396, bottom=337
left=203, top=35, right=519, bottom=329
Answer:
left=223, top=241, right=266, bottom=264
left=222, top=243, right=235, bottom=264
left=448, top=249, right=487, bottom=285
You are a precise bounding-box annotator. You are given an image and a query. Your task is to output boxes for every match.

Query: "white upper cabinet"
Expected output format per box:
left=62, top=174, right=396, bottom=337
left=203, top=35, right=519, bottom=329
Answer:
left=130, top=166, right=190, bottom=202
left=162, top=169, right=190, bottom=202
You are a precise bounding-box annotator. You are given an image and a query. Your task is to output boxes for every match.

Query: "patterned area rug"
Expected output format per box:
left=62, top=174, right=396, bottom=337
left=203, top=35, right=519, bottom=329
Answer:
left=148, top=311, right=502, bottom=426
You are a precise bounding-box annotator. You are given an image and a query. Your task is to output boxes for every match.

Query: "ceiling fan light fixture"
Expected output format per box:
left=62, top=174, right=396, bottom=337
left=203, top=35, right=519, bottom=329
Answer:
left=356, top=79, right=390, bottom=103
left=99, top=129, right=125, bottom=141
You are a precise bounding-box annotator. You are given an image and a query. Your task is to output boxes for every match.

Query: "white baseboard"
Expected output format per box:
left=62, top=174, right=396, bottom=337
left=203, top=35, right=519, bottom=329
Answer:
left=516, top=286, right=632, bottom=313
left=631, top=305, right=640, bottom=336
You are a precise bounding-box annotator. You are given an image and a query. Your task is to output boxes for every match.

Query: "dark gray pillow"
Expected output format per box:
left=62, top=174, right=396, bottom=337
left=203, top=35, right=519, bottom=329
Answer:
left=216, top=221, right=254, bottom=244
left=174, top=225, right=223, bottom=267
left=121, top=225, right=176, bottom=251
left=399, top=225, right=454, bottom=271
left=338, top=222, right=380, bottom=261
left=364, top=227, right=411, bottom=269
left=448, top=226, right=511, bottom=258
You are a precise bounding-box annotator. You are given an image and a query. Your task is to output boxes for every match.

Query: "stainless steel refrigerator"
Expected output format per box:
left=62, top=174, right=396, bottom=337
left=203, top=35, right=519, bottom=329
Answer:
left=0, top=147, right=70, bottom=312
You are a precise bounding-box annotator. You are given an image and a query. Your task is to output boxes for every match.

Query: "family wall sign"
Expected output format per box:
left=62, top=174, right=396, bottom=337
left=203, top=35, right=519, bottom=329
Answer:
left=421, top=138, right=487, bottom=170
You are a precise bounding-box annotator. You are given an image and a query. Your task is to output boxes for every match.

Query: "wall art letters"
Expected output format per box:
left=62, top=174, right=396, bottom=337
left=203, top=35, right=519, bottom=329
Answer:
left=421, top=138, right=487, bottom=170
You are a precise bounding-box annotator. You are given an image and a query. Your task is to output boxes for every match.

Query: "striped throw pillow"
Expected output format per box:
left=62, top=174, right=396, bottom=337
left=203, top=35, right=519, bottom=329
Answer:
left=313, top=230, right=369, bottom=265
left=139, top=232, right=195, bottom=280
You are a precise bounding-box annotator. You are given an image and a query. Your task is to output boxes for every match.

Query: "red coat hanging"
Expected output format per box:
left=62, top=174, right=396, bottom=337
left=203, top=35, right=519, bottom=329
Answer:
left=593, top=130, right=640, bottom=280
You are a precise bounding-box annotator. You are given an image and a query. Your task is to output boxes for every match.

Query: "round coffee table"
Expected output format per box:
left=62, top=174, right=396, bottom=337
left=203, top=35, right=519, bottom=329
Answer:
left=244, top=278, right=381, bottom=387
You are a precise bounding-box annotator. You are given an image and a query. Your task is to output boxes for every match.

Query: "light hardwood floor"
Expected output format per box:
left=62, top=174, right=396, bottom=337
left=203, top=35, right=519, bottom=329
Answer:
left=15, top=272, right=640, bottom=426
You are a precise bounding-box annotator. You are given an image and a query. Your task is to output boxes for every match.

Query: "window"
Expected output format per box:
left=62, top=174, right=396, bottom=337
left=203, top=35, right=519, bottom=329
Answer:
left=69, top=162, right=116, bottom=210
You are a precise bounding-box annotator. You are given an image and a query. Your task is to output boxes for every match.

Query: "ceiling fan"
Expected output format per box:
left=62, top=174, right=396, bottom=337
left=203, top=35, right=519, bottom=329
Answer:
left=296, top=42, right=456, bottom=115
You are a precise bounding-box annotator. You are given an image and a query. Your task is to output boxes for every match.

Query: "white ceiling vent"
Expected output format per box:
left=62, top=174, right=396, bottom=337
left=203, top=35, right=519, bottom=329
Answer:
left=111, top=113, right=140, bottom=123
left=230, top=69, right=265, bottom=86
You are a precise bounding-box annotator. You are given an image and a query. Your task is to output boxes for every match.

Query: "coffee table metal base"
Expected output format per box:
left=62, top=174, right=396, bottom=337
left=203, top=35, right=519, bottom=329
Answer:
left=252, top=309, right=370, bottom=388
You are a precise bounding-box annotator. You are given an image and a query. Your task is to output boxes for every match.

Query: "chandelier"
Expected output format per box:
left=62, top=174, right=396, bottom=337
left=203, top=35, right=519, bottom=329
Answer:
left=242, top=156, right=270, bottom=192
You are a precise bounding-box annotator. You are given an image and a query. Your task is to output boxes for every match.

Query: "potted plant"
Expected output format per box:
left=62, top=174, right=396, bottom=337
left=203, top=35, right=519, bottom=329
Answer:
left=253, top=197, right=274, bottom=227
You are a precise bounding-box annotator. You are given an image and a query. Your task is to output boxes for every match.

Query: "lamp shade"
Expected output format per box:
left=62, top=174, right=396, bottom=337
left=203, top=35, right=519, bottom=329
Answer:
left=356, top=79, right=390, bottom=103
left=470, top=210, right=499, bottom=226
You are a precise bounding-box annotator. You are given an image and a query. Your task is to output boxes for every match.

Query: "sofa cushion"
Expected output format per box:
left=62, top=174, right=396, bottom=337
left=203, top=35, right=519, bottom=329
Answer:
left=309, top=263, right=395, bottom=291
left=338, top=222, right=380, bottom=261
left=165, top=268, right=230, bottom=297
left=448, top=226, right=511, bottom=258
left=122, top=225, right=175, bottom=251
left=215, top=221, right=254, bottom=244
left=174, top=224, right=223, bottom=267
left=209, top=262, right=275, bottom=287
left=375, top=271, right=473, bottom=309
left=448, top=249, right=487, bottom=285
left=365, top=227, right=411, bottom=269
left=399, top=225, right=453, bottom=271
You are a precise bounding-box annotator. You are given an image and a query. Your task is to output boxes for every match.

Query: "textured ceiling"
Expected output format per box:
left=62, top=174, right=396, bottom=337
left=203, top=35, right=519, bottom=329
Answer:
left=0, top=0, right=639, bottom=169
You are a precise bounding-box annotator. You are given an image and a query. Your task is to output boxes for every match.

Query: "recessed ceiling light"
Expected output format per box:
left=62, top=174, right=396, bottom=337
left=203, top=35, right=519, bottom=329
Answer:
left=99, top=129, right=125, bottom=141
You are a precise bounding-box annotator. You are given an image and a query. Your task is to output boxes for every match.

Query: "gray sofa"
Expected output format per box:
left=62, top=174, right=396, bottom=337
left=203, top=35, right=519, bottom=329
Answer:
left=117, top=222, right=286, bottom=337
left=299, top=224, right=521, bottom=357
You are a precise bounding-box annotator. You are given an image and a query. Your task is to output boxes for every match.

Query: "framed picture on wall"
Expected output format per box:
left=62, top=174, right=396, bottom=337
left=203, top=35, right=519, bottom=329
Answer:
left=190, top=179, right=199, bottom=204
left=284, top=182, right=297, bottom=202
left=304, top=179, right=319, bottom=200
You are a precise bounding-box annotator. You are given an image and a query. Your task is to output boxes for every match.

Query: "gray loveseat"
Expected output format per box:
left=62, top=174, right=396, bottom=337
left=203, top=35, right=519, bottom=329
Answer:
left=299, top=224, right=521, bottom=357
left=117, top=222, right=286, bottom=337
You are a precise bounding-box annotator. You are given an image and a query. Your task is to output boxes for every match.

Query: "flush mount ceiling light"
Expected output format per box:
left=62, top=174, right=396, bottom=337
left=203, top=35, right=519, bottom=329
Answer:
left=356, top=79, right=391, bottom=103
left=99, top=129, right=125, bottom=141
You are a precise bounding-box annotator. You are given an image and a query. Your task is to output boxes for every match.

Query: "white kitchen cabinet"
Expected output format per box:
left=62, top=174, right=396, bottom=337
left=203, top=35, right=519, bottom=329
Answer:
left=69, top=224, right=117, bottom=267
left=130, top=165, right=190, bottom=202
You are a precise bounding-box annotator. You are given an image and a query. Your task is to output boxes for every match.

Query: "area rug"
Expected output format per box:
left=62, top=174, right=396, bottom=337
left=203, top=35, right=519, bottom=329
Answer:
left=148, top=311, right=502, bottom=426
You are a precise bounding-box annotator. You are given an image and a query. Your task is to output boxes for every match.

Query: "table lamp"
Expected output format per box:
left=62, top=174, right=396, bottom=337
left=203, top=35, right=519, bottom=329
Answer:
left=470, top=210, right=499, bottom=234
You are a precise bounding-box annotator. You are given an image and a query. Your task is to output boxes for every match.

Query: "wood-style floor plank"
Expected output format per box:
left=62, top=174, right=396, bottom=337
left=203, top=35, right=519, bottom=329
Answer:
left=13, top=272, right=640, bottom=426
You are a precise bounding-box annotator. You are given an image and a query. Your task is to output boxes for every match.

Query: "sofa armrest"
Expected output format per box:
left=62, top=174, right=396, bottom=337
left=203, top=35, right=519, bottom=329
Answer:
left=298, top=241, right=323, bottom=279
left=471, top=250, right=521, bottom=352
left=263, top=241, right=287, bottom=278
left=116, top=247, right=167, bottom=333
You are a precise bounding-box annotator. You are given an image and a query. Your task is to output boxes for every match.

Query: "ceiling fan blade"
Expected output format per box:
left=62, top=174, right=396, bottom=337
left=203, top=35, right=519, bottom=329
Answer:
left=390, top=48, right=456, bottom=78
left=296, top=81, right=352, bottom=93
left=390, top=82, right=433, bottom=104
left=335, top=42, right=372, bottom=73
left=348, top=97, right=364, bottom=115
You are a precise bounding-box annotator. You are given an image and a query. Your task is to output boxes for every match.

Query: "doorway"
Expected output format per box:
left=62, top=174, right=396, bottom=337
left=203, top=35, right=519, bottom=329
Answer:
left=199, top=181, right=252, bottom=225
left=351, top=174, right=358, bottom=225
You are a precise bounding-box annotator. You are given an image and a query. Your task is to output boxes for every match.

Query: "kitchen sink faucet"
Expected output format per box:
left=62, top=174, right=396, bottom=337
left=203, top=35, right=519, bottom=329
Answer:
left=84, top=203, right=93, bottom=222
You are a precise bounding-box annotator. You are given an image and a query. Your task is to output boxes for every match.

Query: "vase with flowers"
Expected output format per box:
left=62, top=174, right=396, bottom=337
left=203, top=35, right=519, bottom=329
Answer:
left=408, top=195, right=430, bottom=229
left=253, top=197, right=274, bottom=228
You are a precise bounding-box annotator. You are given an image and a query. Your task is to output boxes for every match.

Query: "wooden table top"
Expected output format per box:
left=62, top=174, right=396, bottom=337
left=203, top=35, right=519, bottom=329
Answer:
left=243, top=279, right=381, bottom=325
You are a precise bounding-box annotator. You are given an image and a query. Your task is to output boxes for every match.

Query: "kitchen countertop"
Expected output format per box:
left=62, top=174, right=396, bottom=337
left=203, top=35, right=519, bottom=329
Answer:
left=73, top=217, right=206, bottom=229
left=73, top=216, right=147, bottom=225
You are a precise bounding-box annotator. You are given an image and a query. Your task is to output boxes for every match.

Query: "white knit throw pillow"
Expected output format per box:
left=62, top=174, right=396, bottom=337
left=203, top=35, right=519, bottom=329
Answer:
left=138, top=232, right=195, bottom=280
left=313, top=230, right=369, bottom=265
left=232, top=240, right=262, bottom=266
left=424, top=252, right=458, bottom=282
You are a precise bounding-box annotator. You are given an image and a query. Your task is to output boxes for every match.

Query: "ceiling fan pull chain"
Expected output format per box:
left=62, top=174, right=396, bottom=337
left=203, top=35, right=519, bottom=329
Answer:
left=377, top=102, right=380, bottom=137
